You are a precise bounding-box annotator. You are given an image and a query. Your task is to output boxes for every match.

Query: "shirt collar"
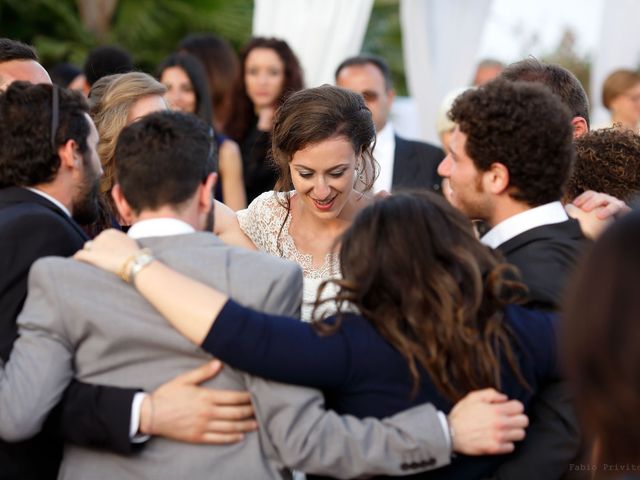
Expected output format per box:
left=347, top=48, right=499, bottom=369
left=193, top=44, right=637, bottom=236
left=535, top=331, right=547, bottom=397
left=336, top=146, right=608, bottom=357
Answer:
left=26, top=187, right=71, bottom=217
left=481, top=201, right=568, bottom=249
left=127, top=218, right=196, bottom=239
left=372, top=122, right=396, bottom=193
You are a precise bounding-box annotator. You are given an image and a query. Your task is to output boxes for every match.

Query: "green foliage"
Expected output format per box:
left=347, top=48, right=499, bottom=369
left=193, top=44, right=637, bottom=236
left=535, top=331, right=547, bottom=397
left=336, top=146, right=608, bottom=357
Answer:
left=361, top=0, right=407, bottom=95
left=0, top=0, right=253, bottom=73
left=541, top=28, right=591, bottom=102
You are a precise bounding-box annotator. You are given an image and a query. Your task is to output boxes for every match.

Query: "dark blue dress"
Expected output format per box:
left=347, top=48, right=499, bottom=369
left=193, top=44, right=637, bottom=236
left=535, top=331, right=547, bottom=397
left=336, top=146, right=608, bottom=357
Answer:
left=203, top=301, right=558, bottom=479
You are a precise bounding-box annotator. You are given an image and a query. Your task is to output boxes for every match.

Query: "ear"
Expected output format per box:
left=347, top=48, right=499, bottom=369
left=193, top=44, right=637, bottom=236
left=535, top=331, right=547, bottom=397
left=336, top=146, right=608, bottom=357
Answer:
left=571, top=117, right=589, bottom=139
left=483, top=162, right=510, bottom=195
left=111, top=184, right=135, bottom=224
left=387, top=87, right=396, bottom=104
left=198, top=173, right=218, bottom=213
left=57, top=139, right=81, bottom=170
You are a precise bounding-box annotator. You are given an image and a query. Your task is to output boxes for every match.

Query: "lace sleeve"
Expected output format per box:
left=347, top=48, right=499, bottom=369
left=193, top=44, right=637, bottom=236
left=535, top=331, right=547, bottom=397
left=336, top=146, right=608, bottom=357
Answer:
left=237, top=191, right=289, bottom=255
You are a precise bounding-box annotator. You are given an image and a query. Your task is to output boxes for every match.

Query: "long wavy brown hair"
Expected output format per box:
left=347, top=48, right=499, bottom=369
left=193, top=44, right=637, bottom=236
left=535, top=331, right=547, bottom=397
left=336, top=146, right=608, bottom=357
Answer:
left=314, top=191, right=529, bottom=401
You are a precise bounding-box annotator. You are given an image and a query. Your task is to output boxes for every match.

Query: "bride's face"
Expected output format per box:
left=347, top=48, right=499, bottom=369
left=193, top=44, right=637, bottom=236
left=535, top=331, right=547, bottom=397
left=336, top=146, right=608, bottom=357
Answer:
left=289, top=136, right=357, bottom=220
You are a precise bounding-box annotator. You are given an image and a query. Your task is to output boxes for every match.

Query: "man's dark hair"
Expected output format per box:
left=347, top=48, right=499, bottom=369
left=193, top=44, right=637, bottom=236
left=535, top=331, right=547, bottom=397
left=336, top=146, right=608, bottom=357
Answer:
left=0, top=81, right=90, bottom=188
left=501, top=58, right=590, bottom=127
left=84, top=45, right=133, bottom=86
left=334, top=54, right=393, bottom=90
left=0, top=38, right=38, bottom=62
left=449, top=79, right=574, bottom=207
left=114, top=111, right=216, bottom=212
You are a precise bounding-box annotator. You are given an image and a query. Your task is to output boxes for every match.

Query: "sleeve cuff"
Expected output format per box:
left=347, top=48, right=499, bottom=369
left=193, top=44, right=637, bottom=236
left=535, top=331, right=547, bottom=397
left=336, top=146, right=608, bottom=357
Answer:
left=437, top=411, right=452, bottom=453
left=129, top=392, right=150, bottom=443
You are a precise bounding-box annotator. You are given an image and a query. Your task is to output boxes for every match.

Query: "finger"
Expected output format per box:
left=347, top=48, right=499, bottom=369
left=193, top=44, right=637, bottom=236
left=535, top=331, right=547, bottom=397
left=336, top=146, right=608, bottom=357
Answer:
left=596, top=205, right=616, bottom=220
left=595, top=202, right=629, bottom=220
left=571, top=190, right=595, bottom=207
left=468, top=388, right=508, bottom=403
left=206, top=389, right=254, bottom=405
left=503, top=413, right=529, bottom=429
left=200, top=432, right=245, bottom=444
left=174, top=360, right=223, bottom=386
left=73, top=249, right=89, bottom=261
left=491, top=442, right=515, bottom=455
left=502, top=426, right=527, bottom=442
left=207, top=419, right=259, bottom=433
left=495, top=400, right=525, bottom=415
left=210, top=404, right=255, bottom=421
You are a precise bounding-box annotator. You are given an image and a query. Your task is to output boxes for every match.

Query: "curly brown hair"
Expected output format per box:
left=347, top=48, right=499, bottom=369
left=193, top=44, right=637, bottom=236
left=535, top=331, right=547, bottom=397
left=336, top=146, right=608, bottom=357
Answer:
left=450, top=79, right=574, bottom=207
left=314, top=191, right=529, bottom=401
left=224, top=37, right=304, bottom=142
left=566, top=128, right=640, bottom=202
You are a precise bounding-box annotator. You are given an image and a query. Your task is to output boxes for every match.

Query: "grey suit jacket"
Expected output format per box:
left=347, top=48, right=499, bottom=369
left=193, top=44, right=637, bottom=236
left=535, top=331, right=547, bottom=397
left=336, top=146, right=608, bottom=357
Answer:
left=0, top=232, right=450, bottom=479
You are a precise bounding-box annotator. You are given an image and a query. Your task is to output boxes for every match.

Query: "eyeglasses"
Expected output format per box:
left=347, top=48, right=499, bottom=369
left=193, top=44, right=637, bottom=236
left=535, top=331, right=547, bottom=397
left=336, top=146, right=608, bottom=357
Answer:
left=51, top=85, right=59, bottom=155
left=208, top=126, right=217, bottom=163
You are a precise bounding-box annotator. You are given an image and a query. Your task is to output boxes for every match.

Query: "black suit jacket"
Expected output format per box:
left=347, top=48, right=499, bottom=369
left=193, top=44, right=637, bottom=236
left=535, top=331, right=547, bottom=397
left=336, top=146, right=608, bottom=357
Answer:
left=0, top=187, right=137, bottom=480
left=492, top=218, right=589, bottom=480
left=497, top=219, right=589, bottom=310
left=392, top=135, right=444, bottom=194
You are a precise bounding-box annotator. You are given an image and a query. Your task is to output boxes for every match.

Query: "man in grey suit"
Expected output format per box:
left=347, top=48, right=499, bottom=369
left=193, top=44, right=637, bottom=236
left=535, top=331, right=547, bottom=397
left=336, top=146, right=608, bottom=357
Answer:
left=335, top=55, right=444, bottom=194
left=0, top=111, right=528, bottom=479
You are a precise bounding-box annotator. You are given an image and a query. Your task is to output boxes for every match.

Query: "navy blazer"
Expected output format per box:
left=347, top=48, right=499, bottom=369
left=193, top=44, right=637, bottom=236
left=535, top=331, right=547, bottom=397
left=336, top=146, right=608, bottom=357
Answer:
left=204, top=300, right=558, bottom=479
left=0, top=187, right=137, bottom=479
left=392, top=136, right=445, bottom=194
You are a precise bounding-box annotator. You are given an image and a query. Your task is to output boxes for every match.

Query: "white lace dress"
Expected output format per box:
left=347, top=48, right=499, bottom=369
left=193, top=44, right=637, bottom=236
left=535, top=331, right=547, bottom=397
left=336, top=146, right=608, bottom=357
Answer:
left=237, top=191, right=341, bottom=322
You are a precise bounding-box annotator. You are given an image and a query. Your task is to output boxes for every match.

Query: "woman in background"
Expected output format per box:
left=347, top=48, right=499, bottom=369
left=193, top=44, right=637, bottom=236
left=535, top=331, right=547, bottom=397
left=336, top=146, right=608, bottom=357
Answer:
left=225, top=37, right=304, bottom=203
left=564, top=209, right=640, bottom=475
left=86, top=72, right=167, bottom=234
left=158, top=52, right=246, bottom=210
left=601, top=69, right=640, bottom=131
left=179, top=33, right=240, bottom=133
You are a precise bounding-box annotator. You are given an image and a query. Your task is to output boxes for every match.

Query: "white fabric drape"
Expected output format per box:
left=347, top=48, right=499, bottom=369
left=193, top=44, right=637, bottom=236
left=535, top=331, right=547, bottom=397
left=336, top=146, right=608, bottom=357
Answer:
left=400, top=0, right=492, bottom=144
left=252, top=0, right=374, bottom=88
left=590, top=0, right=640, bottom=127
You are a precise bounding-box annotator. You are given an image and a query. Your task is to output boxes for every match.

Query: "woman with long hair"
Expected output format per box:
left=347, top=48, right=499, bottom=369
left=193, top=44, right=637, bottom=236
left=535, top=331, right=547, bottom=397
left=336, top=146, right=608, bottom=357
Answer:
left=77, top=191, right=556, bottom=479
left=86, top=71, right=167, bottom=234
left=225, top=37, right=304, bottom=202
left=158, top=52, right=246, bottom=210
left=563, top=209, right=640, bottom=472
left=178, top=33, right=240, bottom=133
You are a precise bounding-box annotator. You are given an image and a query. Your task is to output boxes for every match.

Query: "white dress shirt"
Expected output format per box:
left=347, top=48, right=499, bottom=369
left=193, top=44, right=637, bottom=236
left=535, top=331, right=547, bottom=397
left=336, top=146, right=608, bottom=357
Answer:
left=127, top=218, right=195, bottom=239
left=372, top=122, right=396, bottom=193
left=480, top=201, right=569, bottom=249
left=26, top=187, right=71, bottom=217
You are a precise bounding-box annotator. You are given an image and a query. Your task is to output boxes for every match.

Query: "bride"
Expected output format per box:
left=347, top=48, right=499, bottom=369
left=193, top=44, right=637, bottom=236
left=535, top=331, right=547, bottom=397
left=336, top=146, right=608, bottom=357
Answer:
left=219, top=85, right=378, bottom=320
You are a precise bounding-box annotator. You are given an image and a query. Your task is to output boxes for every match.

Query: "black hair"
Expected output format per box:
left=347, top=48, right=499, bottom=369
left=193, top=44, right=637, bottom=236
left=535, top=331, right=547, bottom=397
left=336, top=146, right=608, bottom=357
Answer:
left=114, top=111, right=216, bottom=212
